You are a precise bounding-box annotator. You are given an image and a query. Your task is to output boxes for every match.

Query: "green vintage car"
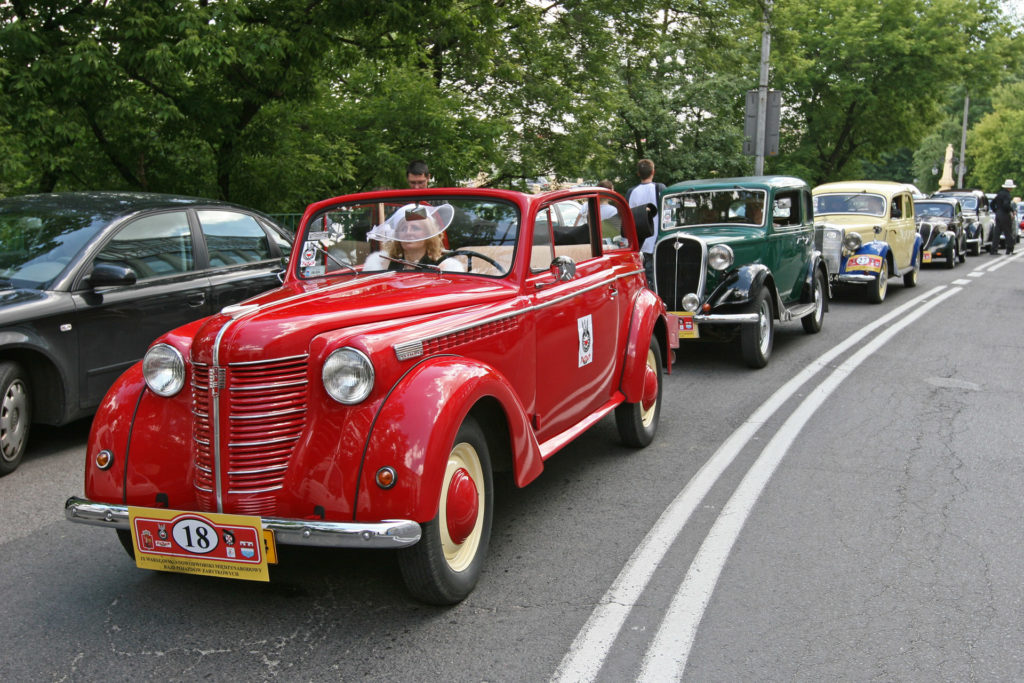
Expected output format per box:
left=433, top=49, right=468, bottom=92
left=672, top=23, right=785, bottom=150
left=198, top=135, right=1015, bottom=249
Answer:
left=652, top=176, right=829, bottom=368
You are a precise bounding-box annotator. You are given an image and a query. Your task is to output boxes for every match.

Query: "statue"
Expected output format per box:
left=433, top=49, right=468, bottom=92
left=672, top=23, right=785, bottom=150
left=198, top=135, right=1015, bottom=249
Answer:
left=938, top=144, right=955, bottom=192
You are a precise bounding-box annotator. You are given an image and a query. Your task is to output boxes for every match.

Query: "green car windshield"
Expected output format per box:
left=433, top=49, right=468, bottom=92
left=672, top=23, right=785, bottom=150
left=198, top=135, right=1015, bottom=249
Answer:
left=662, top=189, right=767, bottom=230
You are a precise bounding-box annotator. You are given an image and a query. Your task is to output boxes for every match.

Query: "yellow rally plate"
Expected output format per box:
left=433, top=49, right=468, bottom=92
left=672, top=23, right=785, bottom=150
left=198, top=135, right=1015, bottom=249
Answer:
left=128, top=506, right=272, bottom=581
left=671, top=312, right=699, bottom=339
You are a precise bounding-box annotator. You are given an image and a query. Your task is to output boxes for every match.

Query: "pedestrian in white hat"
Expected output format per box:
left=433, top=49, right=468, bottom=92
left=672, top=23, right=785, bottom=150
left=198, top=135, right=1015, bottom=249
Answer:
left=990, top=180, right=1016, bottom=254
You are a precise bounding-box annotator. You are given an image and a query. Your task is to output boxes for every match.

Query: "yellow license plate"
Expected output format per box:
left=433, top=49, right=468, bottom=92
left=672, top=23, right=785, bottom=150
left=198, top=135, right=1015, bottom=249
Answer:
left=671, top=312, right=699, bottom=339
left=923, top=252, right=932, bottom=263
left=128, top=507, right=273, bottom=581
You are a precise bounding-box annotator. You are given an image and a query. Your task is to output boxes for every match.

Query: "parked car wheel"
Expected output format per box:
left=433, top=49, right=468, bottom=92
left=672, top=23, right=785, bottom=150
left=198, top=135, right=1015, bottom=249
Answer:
left=946, top=243, right=956, bottom=269
left=615, top=337, right=663, bottom=447
left=801, top=269, right=826, bottom=334
left=398, top=416, right=493, bottom=605
left=958, top=235, right=967, bottom=263
left=0, top=361, right=31, bottom=476
left=866, top=259, right=888, bottom=304
left=740, top=289, right=774, bottom=368
left=116, top=529, right=136, bottom=559
left=903, top=252, right=919, bottom=288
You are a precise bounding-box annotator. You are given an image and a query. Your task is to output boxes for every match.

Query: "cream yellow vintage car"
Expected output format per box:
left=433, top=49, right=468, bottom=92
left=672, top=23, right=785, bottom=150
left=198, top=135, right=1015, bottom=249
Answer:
left=812, top=181, right=923, bottom=303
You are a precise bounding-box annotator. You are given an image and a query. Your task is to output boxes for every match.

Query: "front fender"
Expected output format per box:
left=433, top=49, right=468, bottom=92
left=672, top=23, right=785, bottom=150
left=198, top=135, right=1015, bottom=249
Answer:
left=706, top=263, right=771, bottom=310
left=356, top=356, right=541, bottom=524
left=620, top=289, right=673, bottom=403
left=841, top=241, right=889, bottom=276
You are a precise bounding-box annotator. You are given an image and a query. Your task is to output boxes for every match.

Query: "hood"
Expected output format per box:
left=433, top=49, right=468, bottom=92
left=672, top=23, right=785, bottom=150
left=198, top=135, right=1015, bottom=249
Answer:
left=0, top=288, right=72, bottom=327
left=190, top=273, right=516, bottom=365
left=658, top=225, right=764, bottom=247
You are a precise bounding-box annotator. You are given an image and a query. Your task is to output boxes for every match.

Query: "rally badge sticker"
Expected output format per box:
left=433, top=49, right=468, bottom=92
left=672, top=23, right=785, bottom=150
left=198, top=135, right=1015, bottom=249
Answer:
left=845, top=254, right=883, bottom=273
left=578, top=314, right=593, bottom=367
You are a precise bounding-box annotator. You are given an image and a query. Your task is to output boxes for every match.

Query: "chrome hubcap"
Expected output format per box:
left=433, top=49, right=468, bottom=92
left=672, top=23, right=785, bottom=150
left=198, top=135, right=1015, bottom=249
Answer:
left=0, top=379, right=28, bottom=462
left=757, top=299, right=771, bottom=355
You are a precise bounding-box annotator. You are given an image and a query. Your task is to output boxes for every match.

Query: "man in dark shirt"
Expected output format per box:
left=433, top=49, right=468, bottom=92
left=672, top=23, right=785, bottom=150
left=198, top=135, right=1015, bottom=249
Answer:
left=990, top=179, right=1016, bottom=255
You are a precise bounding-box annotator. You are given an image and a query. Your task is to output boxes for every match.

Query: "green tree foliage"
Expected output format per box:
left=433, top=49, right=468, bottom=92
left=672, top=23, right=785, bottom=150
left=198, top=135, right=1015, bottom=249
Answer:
left=770, top=0, right=1004, bottom=185
left=967, top=81, right=1024, bottom=190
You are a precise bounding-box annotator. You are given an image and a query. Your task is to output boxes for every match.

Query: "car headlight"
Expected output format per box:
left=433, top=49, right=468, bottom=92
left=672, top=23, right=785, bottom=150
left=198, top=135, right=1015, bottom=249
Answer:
left=708, top=244, right=734, bottom=271
left=682, top=293, right=701, bottom=312
left=843, top=232, right=862, bottom=251
left=322, top=348, right=374, bottom=404
left=143, top=343, right=185, bottom=397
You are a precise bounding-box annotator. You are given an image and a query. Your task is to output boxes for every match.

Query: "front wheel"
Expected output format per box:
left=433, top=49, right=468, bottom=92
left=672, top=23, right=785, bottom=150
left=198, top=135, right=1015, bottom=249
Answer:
left=801, top=269, right=826, bottom=334
left=116, top=529, right=136, bottom=559
left=958, top=235, right=967, bottom=263
left=945, top=243, right=956, bottom=269
left=0, top=361, right=31, bottom=476
left=398, top=416, right=493, bottom=605
left=866, top=259, right=888, bottom=304
left=740, top=288, right=774, bottom=368
left=615, top=336, right=662, bottom=447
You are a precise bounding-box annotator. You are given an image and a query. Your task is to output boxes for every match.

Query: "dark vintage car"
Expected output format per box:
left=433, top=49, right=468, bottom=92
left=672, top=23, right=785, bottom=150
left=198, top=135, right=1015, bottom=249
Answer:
left=913, top=197, right=966, bottom=268
left=65, top=187, right=676, bottom=604
left=0, top=192, right=292, bottom=475
left=931, top=189, right=993, bottom=254
left=652, top=176, right=828, bottom=369
left=812, top=181, right=923, bottom=304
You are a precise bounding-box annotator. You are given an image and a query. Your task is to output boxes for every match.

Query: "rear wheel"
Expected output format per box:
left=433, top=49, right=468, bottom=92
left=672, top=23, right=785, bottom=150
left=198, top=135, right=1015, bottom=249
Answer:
left=740, top=288, right=774, bottom=368
left=615, top=337, right=662, bottom=447
left=801, top=269, right=825, bottom=334
left=0, top=361, right=31, bottom=476
left=398, top=416, right=493, bottom=605
left=903, top=252, right=919, bottom=288
left=866, top=259, right=888, bottom=304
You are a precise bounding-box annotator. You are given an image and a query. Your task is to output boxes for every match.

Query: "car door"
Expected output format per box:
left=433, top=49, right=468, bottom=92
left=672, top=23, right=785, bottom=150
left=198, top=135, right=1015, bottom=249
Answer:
left=889, top=192, right=915, bottom=269
left=528, top=197, right=624, bottom=443
left=766, top=188, right=812, bottom=304
left=72, top=209, right=214, bottom=409
left=195, top=209, right=289, bottom=310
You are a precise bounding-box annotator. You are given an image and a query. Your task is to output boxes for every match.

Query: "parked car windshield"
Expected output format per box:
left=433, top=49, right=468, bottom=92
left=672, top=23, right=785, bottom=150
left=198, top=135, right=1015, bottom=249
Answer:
left=298, top=197, right=520, bottom=278
left=914, top=202, right=954, bottom=218
left=0, top=207, right=105, bottom=290
left=662, top=189, right=768, bottom=229
left=813, top=192, right=886, bottom=217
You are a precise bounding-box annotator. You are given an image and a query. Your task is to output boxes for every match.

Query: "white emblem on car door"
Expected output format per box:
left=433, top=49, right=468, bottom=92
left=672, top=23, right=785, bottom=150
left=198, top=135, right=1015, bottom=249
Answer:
left=577, top=314, right=593, bottom=367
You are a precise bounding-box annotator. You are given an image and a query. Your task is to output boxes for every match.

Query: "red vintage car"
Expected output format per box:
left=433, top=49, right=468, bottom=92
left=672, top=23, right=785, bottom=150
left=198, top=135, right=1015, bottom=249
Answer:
left=65, top=186, right=676, bottom=604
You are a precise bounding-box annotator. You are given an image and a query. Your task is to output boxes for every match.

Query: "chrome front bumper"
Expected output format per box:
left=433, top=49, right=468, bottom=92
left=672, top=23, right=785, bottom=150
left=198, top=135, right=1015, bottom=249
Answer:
left=694, top=312, right=760, bottom=324
left=64, top=496, right=421, bottom=549
left=834, top=273, right=876, bottom=284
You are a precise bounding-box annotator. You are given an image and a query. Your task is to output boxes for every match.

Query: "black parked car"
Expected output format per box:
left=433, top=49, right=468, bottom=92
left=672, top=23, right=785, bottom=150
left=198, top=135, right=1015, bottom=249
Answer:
left=931, top=189, right=993, bottom=254
left=913, top=197, right=966, bottom=268
left=0, top=192, right=292, bottom=475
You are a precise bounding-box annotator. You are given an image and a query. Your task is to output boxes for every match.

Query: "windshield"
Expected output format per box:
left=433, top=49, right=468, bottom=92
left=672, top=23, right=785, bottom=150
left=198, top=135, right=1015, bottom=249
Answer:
left=661, top=189, right=767, bottom=229
left=0, top=208, right=107, bottom=289
left=813, top=192, right=886, bottom=217
left=915, top=202, right=954, bottom=218
left=298, top=197, right=520, bottom=278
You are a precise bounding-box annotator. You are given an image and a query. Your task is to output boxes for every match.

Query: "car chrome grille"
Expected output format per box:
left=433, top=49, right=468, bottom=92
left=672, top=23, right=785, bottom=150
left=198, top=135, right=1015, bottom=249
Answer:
left=653, top=236, right=703, bottom=309
left=191, top=355, right=309, bottom=513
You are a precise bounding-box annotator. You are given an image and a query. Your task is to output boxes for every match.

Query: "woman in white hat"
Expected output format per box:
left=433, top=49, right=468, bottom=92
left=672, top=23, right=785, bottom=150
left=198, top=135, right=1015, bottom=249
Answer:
left=990, top=179, right=1017, bottom=255
left=364, top=203, right=465, bottom=271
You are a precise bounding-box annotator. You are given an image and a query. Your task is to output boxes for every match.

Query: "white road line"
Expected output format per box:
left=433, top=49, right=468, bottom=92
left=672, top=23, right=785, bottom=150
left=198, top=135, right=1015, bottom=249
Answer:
left=551, top=285, right=950, bottom=683
left=952, top=279, right=972, bottom=285
left=636, top=286, right=962, bottom=682
left=968, top=271, right=985, bottom=277
left=986, top=251, right=1024, bottom=271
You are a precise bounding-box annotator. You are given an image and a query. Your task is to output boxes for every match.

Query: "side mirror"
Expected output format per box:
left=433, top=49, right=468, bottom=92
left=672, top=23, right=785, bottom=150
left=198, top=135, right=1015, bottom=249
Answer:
left=88, top=262, right=137, bottom=287
left=550, top=255, right=576, bottom=281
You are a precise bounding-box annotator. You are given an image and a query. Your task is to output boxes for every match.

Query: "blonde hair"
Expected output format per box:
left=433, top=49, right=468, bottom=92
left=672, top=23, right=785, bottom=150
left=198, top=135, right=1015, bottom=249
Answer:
left=385, top=214, right=445, bottom=261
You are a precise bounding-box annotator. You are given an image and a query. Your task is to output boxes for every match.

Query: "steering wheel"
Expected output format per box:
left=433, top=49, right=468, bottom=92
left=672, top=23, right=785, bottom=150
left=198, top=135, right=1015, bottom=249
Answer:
left=445, top=249, right=507, bottom=274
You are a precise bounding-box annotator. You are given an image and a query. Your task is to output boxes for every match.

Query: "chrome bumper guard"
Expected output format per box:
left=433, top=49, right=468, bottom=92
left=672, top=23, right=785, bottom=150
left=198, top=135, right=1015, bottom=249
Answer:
left=64, top=496, right=421, bottom=549
left=691, top=312, right=760, bottom=324
left=835, top=273, right=876, bottom=284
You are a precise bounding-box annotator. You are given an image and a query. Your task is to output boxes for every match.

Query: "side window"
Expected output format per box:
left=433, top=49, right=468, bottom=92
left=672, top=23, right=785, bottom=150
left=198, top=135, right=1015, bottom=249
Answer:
left=772, top=190, right=801, bottom=228
left=197, top=210, right=272, bottom=267
left=890, top=196, right=903, bottom=219
left=598, top=197, right=626, bottom=250
left=550, top=199, right=594, bottom=262
left=95, top=211, right=193, bottom=280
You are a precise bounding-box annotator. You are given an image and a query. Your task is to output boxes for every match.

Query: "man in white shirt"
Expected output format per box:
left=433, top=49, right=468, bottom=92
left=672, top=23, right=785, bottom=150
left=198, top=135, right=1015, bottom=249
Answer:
left=627, top=159, right=665, bottom=283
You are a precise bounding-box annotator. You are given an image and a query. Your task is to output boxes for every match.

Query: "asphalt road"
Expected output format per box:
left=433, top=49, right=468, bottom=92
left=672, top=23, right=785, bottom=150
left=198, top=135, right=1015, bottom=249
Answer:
left=2, top=252, right=1023, bottom=682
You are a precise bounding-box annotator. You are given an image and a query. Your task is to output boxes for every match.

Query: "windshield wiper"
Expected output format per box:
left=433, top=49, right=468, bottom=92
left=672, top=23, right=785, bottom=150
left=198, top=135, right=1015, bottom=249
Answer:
left=379, top=255, right=442, bottom=272
left=310, top=243, right=359, bottom=276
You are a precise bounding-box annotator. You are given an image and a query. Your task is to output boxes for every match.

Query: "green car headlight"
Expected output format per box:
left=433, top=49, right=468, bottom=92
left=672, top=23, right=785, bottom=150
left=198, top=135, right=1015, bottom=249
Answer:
left=322, top=348, right=374, bottom=404
left=143, top=343, right=186, bottom=397
left=708, top=244, right=734, bottom=271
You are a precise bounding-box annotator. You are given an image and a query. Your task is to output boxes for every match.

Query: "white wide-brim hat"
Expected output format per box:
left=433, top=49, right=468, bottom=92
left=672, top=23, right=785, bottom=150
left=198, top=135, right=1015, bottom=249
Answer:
left=1002, top=179, right=1016, bottom=189
left=367, top=202, right=455, bottom=242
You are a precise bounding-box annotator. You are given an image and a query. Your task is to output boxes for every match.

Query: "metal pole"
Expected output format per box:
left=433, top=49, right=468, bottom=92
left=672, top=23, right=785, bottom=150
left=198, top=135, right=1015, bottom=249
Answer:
left=957, top=94, right=969, bottom=189
left=754, top=1, right=772, bottom=175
